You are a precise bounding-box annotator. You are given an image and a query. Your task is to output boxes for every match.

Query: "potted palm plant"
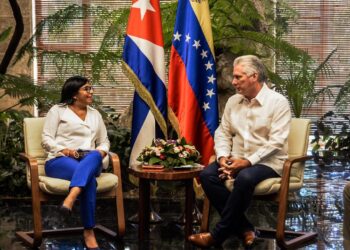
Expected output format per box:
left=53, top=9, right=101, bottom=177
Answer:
left=268, top=49, right=337, bottom=118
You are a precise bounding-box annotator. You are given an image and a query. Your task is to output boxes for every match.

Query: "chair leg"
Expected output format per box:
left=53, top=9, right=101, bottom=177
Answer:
left=16, top=184, right=43, bottom=247
left=32, top=178, right=44, bottom=247
left=201, top=195, right=317, bottom=249
left=200, top=196, right=210, bottom=232
left=257, top=227, right=318, bottom=249
left=274, top=191, right=317, bottom=249
left=116, top=183, right=126, bottom=237
left=32, top=200, right=43, bottom=247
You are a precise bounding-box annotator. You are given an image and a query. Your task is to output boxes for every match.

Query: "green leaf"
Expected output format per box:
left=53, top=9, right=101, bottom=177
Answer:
left=0, top=27, right=12, bottom=42
left=149, top=157, right=162, bottom=165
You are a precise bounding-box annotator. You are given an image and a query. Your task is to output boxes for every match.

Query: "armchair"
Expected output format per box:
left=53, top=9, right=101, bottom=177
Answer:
left=16, top=117, right=125, bottom=248
left=200, top=118, right=317, bottom=249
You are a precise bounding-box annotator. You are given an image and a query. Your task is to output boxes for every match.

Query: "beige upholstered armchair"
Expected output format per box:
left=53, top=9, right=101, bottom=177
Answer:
left=16, top=117, right=125, bottom=248
left=200, top=118, right=317, bottom=249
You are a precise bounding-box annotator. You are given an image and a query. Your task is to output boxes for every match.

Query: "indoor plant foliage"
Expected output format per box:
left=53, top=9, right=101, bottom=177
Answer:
left=268, top=49, right=337, bottom=118
left=137, top=138, right=201, bottom=168
left=311, top=111, right=350, bottom=165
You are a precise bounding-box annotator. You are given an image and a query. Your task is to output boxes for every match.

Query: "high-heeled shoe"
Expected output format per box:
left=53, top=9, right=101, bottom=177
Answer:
left=81, top=239, right=100, bottom=250
left=59, top=204, right=72, bottom=217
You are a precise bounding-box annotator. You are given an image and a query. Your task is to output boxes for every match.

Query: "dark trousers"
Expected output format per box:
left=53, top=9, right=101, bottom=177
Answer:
left=200, top=161, right=279, bottom=243
left=45, top=151, right=102, bottom=229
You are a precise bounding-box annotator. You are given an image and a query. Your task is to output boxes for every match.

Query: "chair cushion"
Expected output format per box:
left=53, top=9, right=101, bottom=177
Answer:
left=23, top=117, right=47, bottom=159
left=225, top=176, right=302, bottom=195
left=38, top=173, right=118, bottom=195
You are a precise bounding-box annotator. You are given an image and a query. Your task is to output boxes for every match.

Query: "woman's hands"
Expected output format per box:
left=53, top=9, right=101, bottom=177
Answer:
left=61, top=149, right=79, bottom=158
left=61, top=149, right=107, bottom=158
left=218, top=156, right=251, bottom=180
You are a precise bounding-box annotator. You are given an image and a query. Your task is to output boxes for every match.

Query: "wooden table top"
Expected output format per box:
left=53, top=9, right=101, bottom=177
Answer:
left=128, top=164, right=204, bottom=180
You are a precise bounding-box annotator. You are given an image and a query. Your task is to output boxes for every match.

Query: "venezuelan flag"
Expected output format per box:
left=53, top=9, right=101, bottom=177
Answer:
left=168, top=0, right=218, bottom=165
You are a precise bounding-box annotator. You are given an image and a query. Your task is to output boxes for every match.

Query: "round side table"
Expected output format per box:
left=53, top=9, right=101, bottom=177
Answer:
left=128, top=165, right=203, bottom=241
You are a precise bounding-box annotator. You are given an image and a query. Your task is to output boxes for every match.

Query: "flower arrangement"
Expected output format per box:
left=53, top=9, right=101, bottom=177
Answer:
left=137, top=138, right=201, bottom=168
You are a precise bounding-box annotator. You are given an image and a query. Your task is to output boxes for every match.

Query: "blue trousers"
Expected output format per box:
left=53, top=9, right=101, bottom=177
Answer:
left=200, top=161, right=279, bottom=243
left=45, top=151, right=102, bottom=229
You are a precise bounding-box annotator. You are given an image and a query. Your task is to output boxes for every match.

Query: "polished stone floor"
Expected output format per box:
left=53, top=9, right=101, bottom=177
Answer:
left=0, top=161, right=348, bottom=250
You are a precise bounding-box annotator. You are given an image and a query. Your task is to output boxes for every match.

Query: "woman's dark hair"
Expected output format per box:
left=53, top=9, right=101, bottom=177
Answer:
left=60, top=76, right=89, bottom=104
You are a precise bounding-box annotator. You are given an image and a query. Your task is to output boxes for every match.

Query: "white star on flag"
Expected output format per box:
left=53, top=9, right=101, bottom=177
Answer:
left=173, top=31, right=182, bottom=41
left=132, top=0, right=156, bottom=20
left=201, top=50, right=208, bottom=59
left=206, top=89, right=215, bottom=98
left=205, top=61, right=213, bottom=70
left=193, top=40, right=201, bottom=49
left=203, top=102, right=210, bottom=111
left=185, top=33, right=191, bottom=42
left=208, top=74, right=216, bottom=84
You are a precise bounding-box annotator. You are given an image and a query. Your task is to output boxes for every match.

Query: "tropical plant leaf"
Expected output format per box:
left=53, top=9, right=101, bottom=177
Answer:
left=269, top=49, right=338, bottom=117
left=335, top=79, right=350, bottom=111
left=0, top=74, right=60, bottom=112
left=0, top=27, right=12, bottom=42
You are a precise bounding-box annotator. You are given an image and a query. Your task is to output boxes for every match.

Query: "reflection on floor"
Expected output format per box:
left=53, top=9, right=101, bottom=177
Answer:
left=0, top=161, right=348, bottom=249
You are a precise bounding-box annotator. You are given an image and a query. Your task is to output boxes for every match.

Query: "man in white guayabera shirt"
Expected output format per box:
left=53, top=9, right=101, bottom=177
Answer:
left=188, top=55, right=292, bottom=248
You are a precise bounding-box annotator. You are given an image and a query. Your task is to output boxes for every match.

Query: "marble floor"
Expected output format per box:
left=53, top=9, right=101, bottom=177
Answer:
left=0, top=161, right=348, bottom=250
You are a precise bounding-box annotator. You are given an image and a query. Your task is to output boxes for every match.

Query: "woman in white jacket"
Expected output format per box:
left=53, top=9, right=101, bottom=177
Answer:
left=42, top=76, right=109, bottom=250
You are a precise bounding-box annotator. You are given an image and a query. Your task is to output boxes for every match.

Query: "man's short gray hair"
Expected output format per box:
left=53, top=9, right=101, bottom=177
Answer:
left=233, top=55, right=267, bottom=83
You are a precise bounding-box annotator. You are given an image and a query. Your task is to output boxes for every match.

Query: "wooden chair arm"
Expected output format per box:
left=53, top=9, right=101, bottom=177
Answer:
left=286, top=155, right=312, bottom=165
left=19, top=152, right=40, bottom=185
left=108, top=151, right=125, bottom=236
left=276, top=155, right=313, bottom=243
left=279, top=155, right=313, bottom=199
left=19, top=152, right=37, bottom=165
left=19, top=151, right=43, bottom=223
left=280, top=155, right=313, bottom=184
left=108, top=152, right=122, bottom=178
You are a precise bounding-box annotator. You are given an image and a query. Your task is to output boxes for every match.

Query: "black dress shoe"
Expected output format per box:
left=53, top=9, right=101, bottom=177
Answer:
left=59, top=204, right=72, bottom=217
left=81, top=239, right=100, bottom=250
left=188, top=232, right=216, bottom=248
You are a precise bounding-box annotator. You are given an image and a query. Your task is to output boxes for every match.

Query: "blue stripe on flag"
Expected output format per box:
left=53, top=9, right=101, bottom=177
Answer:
left=172, top=0, right=218, bottom=136
left=130, top=92, right=150, bottom=147
left=123, top=36, right=167, bottom=119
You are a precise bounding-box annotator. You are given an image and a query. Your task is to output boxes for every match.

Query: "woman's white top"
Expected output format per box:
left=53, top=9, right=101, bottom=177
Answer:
left=41, top=104, right=110, bottom=168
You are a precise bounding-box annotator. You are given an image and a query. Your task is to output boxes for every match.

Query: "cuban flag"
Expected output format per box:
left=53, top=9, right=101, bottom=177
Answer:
left=168, top=0, right=218, bottom=165
left=122, top=0, right=167, bottom=166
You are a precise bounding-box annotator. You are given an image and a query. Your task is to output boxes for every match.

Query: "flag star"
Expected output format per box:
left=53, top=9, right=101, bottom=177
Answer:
left=208, top=74, right=216, bottom=84
left=200, top=50, right=208, bottom=59
left=205, top=61, right=213, bottom=70
left=206, top=89, right=215, bottom=98
left=185, top=33, right=191, bottom=43
left=203, top=102, right=210, bottom=111
left=193, top=40, right=201, bottom=49
left=173, top=31, right=182, bottom=41
left=132, top=0, right=156, bottom=20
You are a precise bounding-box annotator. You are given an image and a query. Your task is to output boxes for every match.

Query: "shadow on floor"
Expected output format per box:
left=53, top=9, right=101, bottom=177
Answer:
left=0, top=161, right=348, bottom=249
